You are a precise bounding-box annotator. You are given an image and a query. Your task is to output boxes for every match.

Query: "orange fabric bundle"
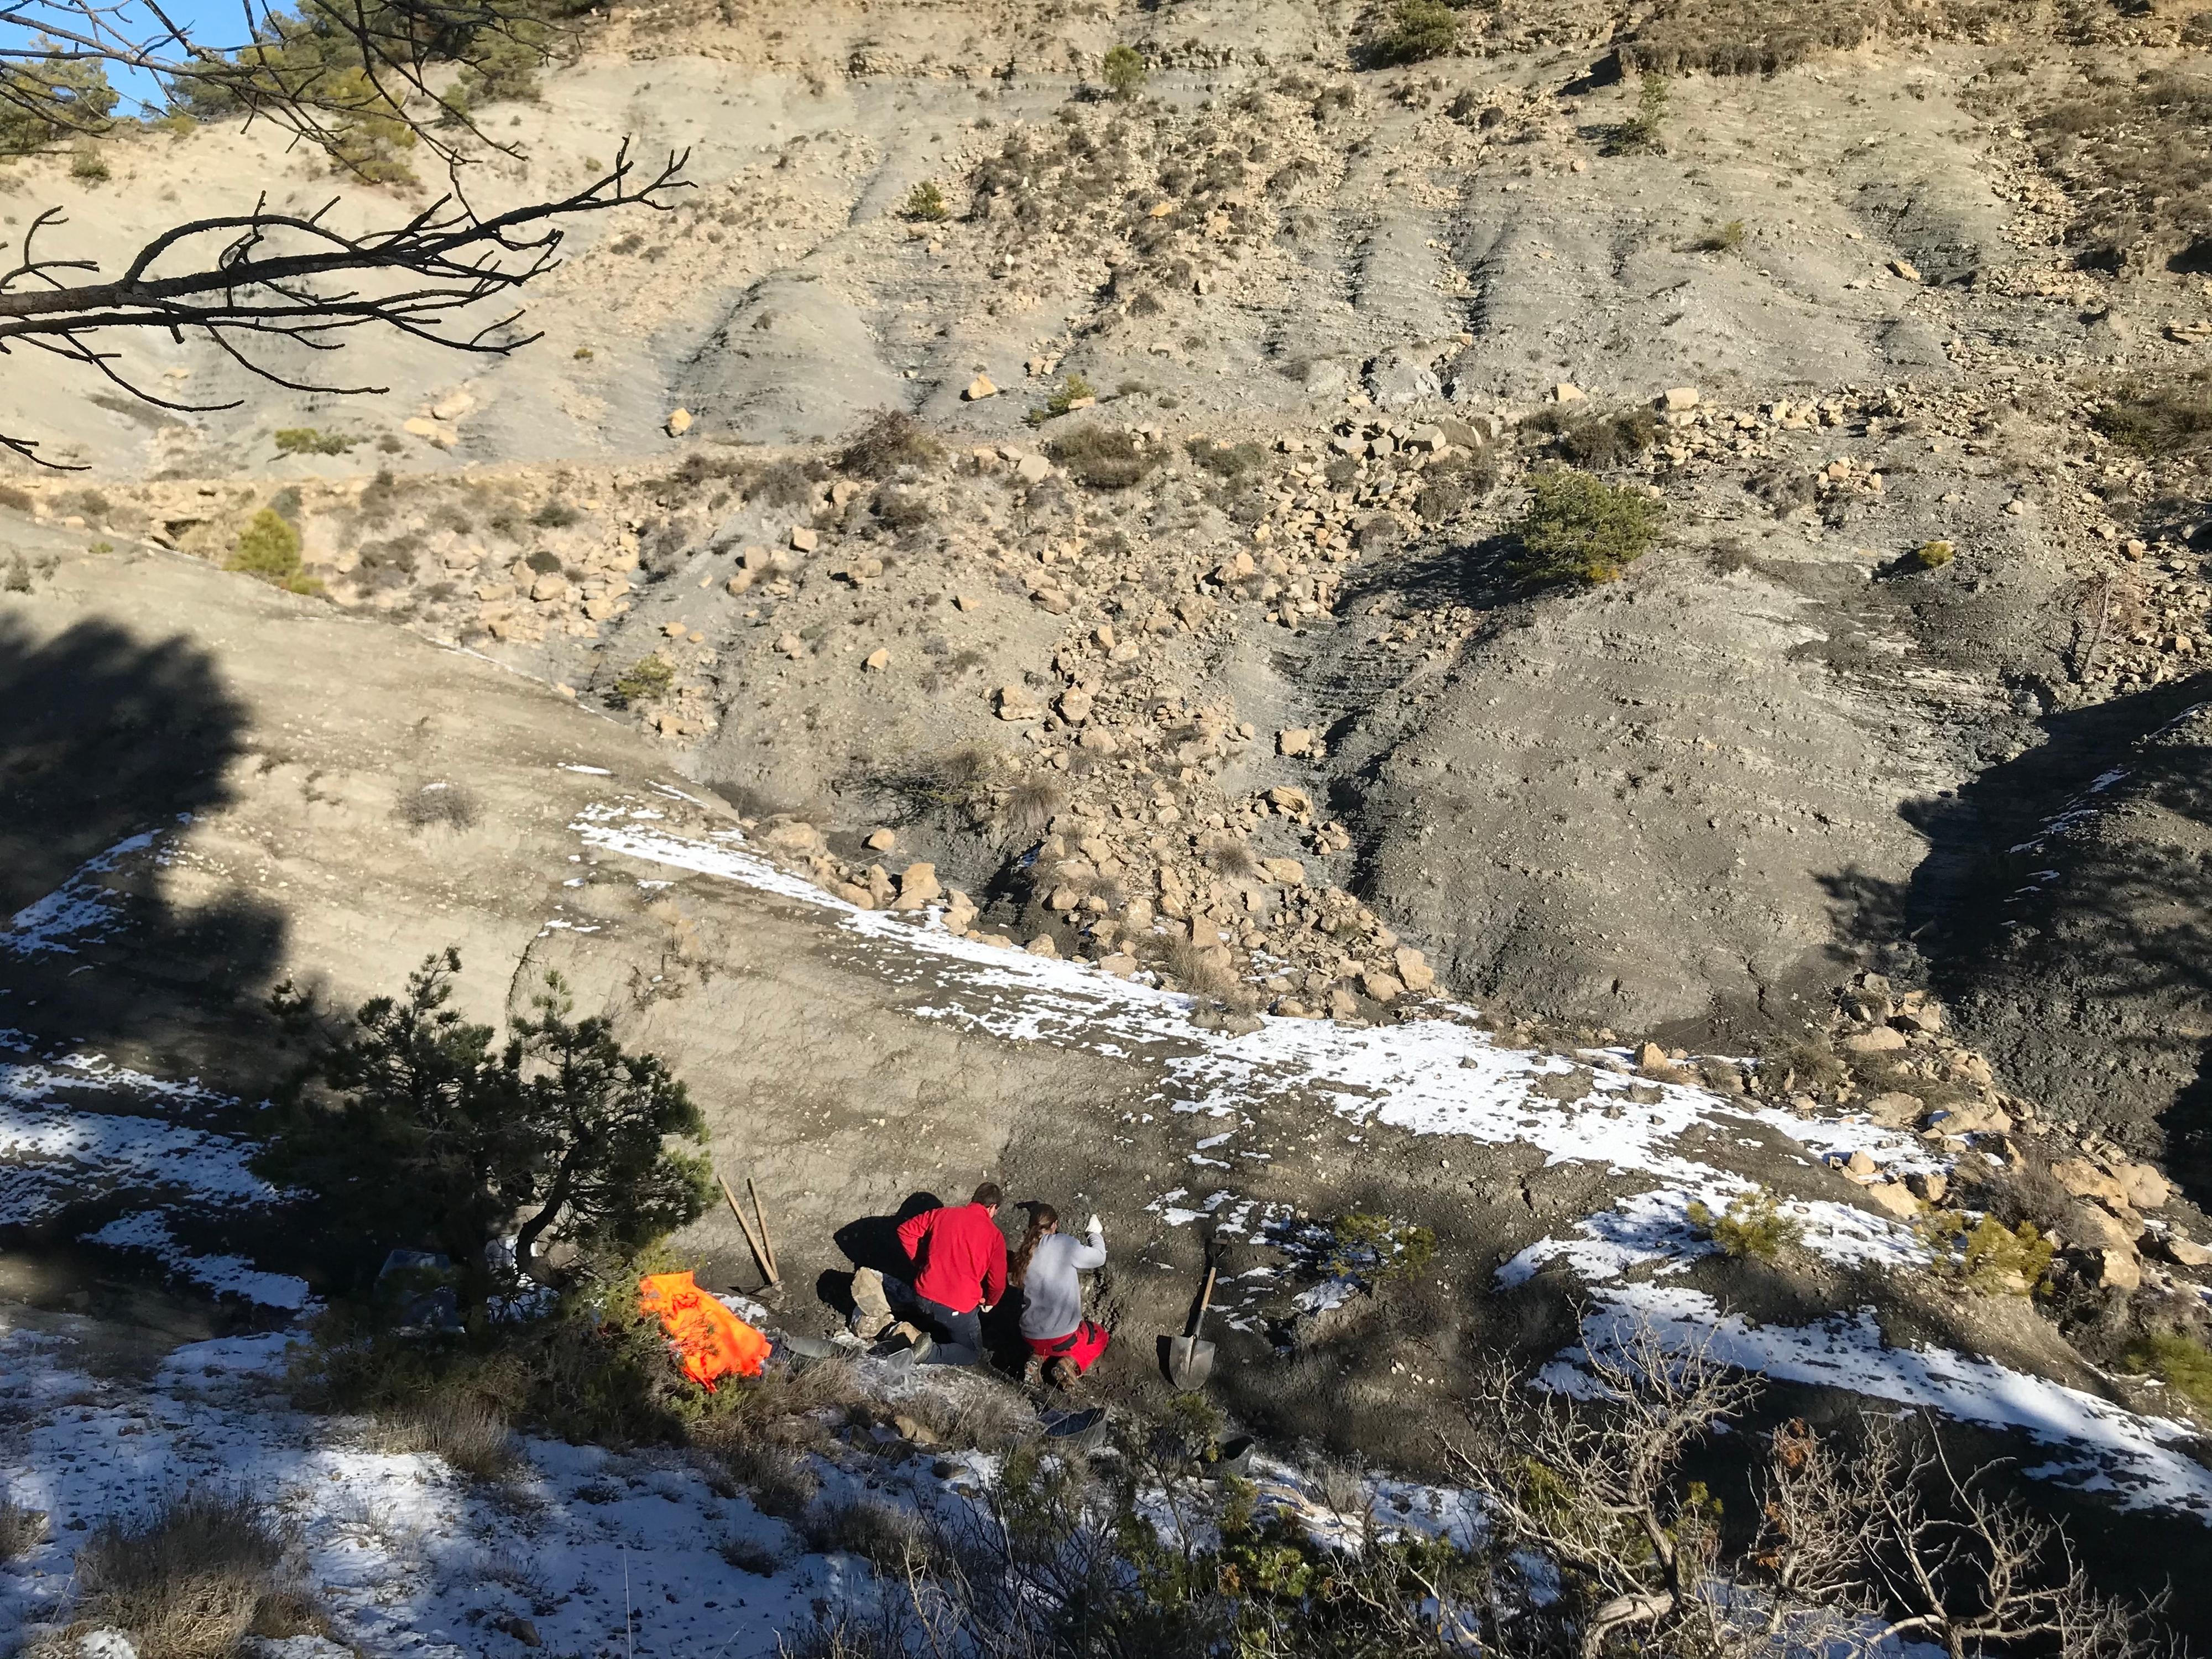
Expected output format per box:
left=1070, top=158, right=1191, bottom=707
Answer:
left=638, top=1270, right=771, bottom=1390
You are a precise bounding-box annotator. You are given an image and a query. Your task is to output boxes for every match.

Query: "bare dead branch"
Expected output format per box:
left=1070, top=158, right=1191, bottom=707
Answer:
left=0, top=143, right=686, bottom=464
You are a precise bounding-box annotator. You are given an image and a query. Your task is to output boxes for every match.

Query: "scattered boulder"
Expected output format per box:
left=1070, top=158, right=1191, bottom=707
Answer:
left=2052, top=1157, right=2131, bottom=1209
left=1865, top=1092, right=1924, bottom=1129
left=893, top=862, right=941, bottom=909
left=2116, top=1162, right=2171, bottom=1211
left=665, top=409, right=693, bottom=437
left=1841, top=1026, right=1907, bottom=1055
left=1864, top=1180, right=1919, bottom=1219
left=1277, top=727, right=1316, bottom=757
left=790, top=525, right=819, bottom=553
left=1392, top=946, right=1434, bottom=992
left=964, top=375, right=998, bottom=401
left=1360, top=969, right=1405, bottom=1004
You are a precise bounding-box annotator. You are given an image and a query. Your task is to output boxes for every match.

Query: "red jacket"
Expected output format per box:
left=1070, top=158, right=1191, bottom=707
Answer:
left=896, top=1202, right=1008, bottom=1313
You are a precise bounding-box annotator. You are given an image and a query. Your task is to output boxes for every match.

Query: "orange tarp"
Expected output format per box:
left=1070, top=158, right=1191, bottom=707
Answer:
left=638, top=1270, right=771, bottom=1390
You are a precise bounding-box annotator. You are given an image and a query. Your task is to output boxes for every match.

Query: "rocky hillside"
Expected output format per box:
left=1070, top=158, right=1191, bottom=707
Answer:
left=6, top=0, right=2212, bottom=1636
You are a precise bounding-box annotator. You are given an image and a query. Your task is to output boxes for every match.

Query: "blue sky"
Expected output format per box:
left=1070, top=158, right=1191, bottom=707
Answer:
left=5, top=0, right=281, bottom=111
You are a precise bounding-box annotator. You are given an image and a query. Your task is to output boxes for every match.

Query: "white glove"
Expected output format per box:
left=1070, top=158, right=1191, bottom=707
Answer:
left=1084, top=1214, right=1103, bottom=1237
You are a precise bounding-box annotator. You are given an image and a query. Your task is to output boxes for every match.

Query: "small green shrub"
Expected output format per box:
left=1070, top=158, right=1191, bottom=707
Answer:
left=1608, top=72, right=1671, bottom=155
left=225, top=508, right=321, bottom=595
left=1693, top=218, right=1747, bottom=253
left=1322, top=1213, right=1437, bottom=1282
left=1030, top=373, right=1098, bottom=424
left=1910, top=539, right=1955, bottom=570
left=1382, top=0, right=1459, bottom=63
left=1102, top=43, right=1147, bottom=101
left=70, top=142, right=109, bottom=181
left=1686, top=1187, right=1802, bottom=1261
left=274, top=427, right=355, bottom=456
left=1524, top=405, right=1663, bottom=469
left=1046, top=425, right=1157, bottom=489
left=2122, top=1332, right=2212, bottom=1413
left=611, top=654, right=676, bottom=706
left=1511, top=469, right=1663, bottom=585
left=1917, top=1212, right=2054, bottom=1297
left=531, top=500, right=581, bottom=528
left=901, top=180, right=949, bottom=222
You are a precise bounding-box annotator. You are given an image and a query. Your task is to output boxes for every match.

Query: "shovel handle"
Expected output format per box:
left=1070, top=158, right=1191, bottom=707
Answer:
left=1188, top=1262, right=1218, bottom=1339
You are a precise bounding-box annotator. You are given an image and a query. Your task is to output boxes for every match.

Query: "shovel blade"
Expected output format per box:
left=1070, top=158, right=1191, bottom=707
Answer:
left=1166, top=1335, right=1215, bottom=1390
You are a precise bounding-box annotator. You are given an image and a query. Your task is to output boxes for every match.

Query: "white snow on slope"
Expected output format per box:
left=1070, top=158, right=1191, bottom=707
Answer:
left=2, top=828, right=169, bottom=956
left=1577, top=1288, right=2212, bottom=1520
left=0, top=1324, right=1486, bottom=1657
left=572, top=805, right=2212, bottom=1521
left=0, top=1056, right=275, bottom=1226
left=0, top=1327, right=843, bottom=1659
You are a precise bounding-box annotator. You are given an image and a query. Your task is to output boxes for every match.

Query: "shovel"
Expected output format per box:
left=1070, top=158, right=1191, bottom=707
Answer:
left=1166, top=1258, right=1219, bottom=1390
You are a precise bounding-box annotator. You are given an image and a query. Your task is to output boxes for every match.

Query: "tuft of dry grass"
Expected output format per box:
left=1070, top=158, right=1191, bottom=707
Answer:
left=1620, top=0, right=1885, bottom=75
left=1044, top=426, right=1159, bottom=491
left=0, top=1494, right=46, bottom=1561
left=1164, top=935, right=1242, bottom=1001
left=364, top=1395, right=517, bottom=1479
left=1202, top=838, right=1257, bottom=879
left=2093, top=372, right=2212, bottom=458
left=839, top=410, right=943, bottom=478
left=394, top=781, right=481, bottom=832
left=61, top=1489, right=316, bottom=1659
left=800, top=1496, right=924, bottom=1571
left=1003, top=774, right=1066, bottom=840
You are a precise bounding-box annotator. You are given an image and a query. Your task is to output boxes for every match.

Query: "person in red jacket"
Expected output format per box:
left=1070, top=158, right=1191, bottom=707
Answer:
left=891, top=1181, right=1008, bottom=1365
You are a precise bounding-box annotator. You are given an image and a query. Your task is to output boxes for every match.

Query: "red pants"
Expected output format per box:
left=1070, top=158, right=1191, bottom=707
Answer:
left=1025, top=1319, right=1110, bottom=1375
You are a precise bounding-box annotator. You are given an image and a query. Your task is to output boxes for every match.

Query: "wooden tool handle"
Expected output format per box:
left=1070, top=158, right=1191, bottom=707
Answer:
left=721, top=1174, right=779, bottom=1287
left=1189, top=1262, right=1218, bottom=1338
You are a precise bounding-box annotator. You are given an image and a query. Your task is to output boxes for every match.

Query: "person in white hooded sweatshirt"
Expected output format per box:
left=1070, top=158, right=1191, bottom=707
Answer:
left=1010, top=1204, right=1108, bottom=1389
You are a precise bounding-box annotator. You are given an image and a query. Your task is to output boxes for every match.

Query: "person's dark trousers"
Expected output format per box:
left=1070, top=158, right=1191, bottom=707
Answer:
left=912, top=1293, right=982, bottom=1365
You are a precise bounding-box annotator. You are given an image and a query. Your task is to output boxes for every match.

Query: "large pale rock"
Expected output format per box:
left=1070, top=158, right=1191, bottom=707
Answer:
left=2052, top=1158, right=2131, bottom=1209
left=1864, top=1180, right=1919, bottom=1219
left=1840, top=1026, right=1907, bottom=1055
left=759, top=819, right=825, bottom=859
left=1922, top=1100, right=2012, bottom=1136
left=2116, top=1162, right=2171, bottom=1211
left=964, top=375, right=999, bottom=401
left=892, top=862, right=941, bottom=909
left=1393, top=946, right=1435, bottom=992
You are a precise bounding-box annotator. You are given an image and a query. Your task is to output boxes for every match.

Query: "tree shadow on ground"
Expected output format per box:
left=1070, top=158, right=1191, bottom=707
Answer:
left=1818, top=670, right=2212, bottom=1202
left=0, top=610, right=290, bottom=1312
left=0, top=614, right=287, bottom=1073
